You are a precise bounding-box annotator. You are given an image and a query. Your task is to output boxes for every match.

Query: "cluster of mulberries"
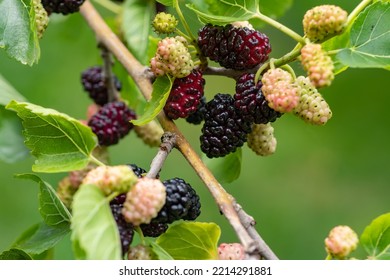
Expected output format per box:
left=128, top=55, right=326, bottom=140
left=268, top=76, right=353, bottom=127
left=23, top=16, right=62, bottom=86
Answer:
left=101, top=164, right=202, bottom=257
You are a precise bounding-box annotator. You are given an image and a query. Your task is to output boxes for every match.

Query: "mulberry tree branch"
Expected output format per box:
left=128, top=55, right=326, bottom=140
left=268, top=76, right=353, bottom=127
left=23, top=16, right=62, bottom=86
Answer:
left=79, top=0, right=278, bottom=260
left=146, top=132, right=176, bottom=179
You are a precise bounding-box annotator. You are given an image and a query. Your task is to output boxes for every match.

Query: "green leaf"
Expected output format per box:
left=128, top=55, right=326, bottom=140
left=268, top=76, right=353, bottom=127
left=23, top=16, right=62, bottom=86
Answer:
left=71, top=184, right=121, bottom=260
left=5, top=100, right=98, bottom=173
left=360, top=212, right=390, bottom=260
left=203, top=148, right=242, bottom=183
left=186, top=0, right=259, bottom=25
left=156, top=0, right=173, bottom=6
left=13, top=222, right=70, bottom=255
left=149, top=240, right=174, bottom=260
left=0, top=107, right=29, bottom=163
left=0, top=248, right=32, bottom=260
left=131, top=75, right=173, bottom=126
left=156, top=221, right=220, bottom=260
left=0, top=0, right=40, bottom=65
left=336, top=2, right=390, bottom=69
left=15, top=174, right=72, bottom=227
left=0, top=74, right=27, bottom=106
left=122, top=0, right=153, bottom=65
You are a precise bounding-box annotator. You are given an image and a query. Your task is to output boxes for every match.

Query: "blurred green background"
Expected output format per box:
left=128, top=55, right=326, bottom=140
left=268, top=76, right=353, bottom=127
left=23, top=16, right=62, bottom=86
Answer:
left=0, top=0, right=389, bottom=260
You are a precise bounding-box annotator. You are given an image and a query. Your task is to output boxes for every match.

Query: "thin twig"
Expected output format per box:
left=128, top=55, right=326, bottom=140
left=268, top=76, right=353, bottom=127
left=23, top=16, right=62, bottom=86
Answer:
left=79, top=1, right=278, bottom=260
left=99, top=44, right=120, bottom=102
left=146, top=132, right=176, bottom=179
left=234, top=202, right=279, bottom=260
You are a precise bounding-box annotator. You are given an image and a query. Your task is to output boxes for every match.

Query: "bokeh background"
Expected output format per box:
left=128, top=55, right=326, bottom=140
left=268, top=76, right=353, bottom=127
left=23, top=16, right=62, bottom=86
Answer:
left=0, top=0, right=389, bottom=260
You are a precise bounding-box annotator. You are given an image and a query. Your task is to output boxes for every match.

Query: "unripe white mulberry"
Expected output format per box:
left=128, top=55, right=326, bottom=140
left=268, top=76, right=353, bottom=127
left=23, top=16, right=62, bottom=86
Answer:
left=247, top=123, right=277, bottom=156
left=152, top=12, right=178, bottom=34
left=261, top=68, right=299, bottom=113
left=122, top=178, right=166, bottom=226
left=82, top=165, right=138, bottom=196
left=33, top=0, right=49, bottom=39
left=301, top=43, right=334, bottom=88
left=150, top=36, right=194, bottom=78
left=325, top=225, right=359, bottom=259
left=303, top=5, right=348, bottom=42
left=293, top=76, right=332, bottom=125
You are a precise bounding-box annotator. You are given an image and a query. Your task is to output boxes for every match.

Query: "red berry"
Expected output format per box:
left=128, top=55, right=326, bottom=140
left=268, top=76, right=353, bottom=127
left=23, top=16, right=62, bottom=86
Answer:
left=164, top=70, right=205, bottom=119
left=198, top=24, right=271, bottom=70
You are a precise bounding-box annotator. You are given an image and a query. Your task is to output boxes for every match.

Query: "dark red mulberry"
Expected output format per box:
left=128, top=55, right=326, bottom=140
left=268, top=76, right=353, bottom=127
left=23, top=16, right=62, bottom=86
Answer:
left=200, top=93, right=252, bottom=158
left=88, top=101, right=136, bottom=146
left=234, top=73, right=282, bottom=124
left=81, top=66, right=121, bottom=106
left=198, top=24, right=271, bottom=70
left=164, top=70, right=205, bottom=119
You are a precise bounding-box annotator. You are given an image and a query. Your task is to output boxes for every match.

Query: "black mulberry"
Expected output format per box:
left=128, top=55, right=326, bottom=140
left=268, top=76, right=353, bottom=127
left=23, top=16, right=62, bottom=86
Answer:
left=88, top=101, right=136, bottom=146
left=42, top=0, right=84, bottom=15
left=81, top=66, right=122, bottom=106
left=153, top=178, right=201, bottom=224
left=200, top=93, right=252, bottom=158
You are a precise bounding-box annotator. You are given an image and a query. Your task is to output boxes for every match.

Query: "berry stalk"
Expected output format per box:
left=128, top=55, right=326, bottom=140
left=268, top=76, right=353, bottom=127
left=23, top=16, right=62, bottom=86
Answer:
left=346, top=0, right=373, bottom=27
left=99, top=44, right=120, bottom=102
left=254, top=12, right=305, bottom=44
left=79, top=0, right=278, bottom=260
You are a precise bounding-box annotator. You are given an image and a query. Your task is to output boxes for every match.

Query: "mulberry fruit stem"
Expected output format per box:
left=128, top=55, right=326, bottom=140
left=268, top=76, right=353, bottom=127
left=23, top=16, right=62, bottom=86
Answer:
left=173, top=0, right=195, bottom=43
left=89, top=154, right=106, bottom=167
left=254, top=12, right=305, bottom=44
left=134, top=226, right=146, bottom=245
left=99, top=44, right=120, bottom=102
left=347, top=0, right=373, bottom=27
left=79, top=1, right=277, bottom=260
left=255, top=44, right=302, bottom=83
left=172, top=0, right=207, bottom=67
